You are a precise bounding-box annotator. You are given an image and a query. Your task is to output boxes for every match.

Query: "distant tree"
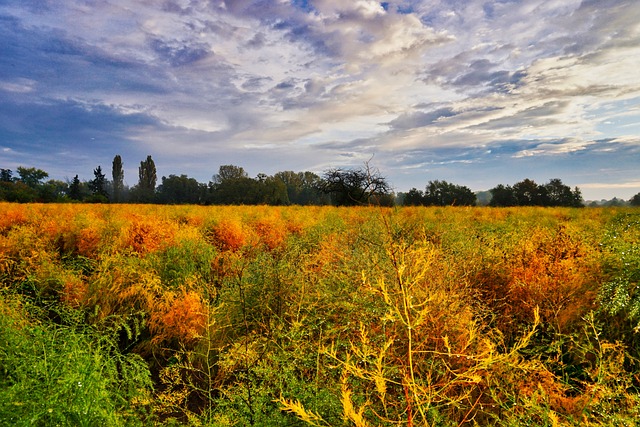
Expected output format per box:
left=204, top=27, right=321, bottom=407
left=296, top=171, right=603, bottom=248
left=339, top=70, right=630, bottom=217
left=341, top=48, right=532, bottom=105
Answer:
left=0, top=169, right=13, bottom=182
left=423, top=180, right=476, bottom=206
left=39, top=179, right=68, bottom=202
left=69, top=175, right=82, bottom=200
left=631, top=193, right=640, bottom=207
left=320, top=163, right=391, bottom=206
left=112, top=155, right=125, bottom=203
left=544, top=178, right=583, bottom=207
left=157, top=174, right=205, bottom=204
left=17, top=166, right=48, bottom=189
left=133, top=155, right=157, bottom=202
left=273, top=171, right=327, bottom=205
left=209, top=165, right=258, bottom=204
left=605, top=197, right=627, bottom=207
left=489, top=184, right=516, bottom=207
left=256, top=174, right=290, bottom=205
left=88, top=166, right=109, bottom=202
left=0, top=181, right=38, bottom=202
left=403, top=188, right=425, bottom=206
left=512, top=179, right=548, bottom=206
left=213, top=165, right=248, bottom=184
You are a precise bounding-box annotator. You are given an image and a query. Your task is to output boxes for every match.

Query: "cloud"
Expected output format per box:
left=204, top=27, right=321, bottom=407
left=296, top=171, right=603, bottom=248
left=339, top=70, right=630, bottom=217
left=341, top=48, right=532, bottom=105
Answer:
left=0, top=0, right=639, bottom=200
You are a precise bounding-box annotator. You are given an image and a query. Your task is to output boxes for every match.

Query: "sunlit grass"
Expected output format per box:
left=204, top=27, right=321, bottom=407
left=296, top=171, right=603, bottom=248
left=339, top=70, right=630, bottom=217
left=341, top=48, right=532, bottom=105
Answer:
left=0, top=203, right=638, bottom=425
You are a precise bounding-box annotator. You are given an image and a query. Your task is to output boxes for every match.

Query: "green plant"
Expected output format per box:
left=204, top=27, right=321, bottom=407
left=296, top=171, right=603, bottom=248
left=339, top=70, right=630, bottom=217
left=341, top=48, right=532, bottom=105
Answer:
left=0, top=294, right=153, bottom=426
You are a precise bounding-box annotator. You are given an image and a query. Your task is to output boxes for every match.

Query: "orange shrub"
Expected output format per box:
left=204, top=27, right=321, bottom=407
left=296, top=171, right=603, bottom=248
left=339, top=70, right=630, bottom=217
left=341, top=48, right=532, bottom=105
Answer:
left=504, top=226, right=597, bottom=332
left=252, top=217, right=287, bottom=251
left=0, top=204, right=27, bottom=233
left=60, top=276, right=89, bottom=308
left=150, top=288, right=207, bottom=346
left=207, top=219, right=247, bottom=252
left=124, top=217, right=177, bottom=254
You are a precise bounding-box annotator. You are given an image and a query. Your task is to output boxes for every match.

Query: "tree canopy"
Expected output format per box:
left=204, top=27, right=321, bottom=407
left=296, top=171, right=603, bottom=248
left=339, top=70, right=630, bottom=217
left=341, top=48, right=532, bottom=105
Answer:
left=0, top=156, right=612, bottom=207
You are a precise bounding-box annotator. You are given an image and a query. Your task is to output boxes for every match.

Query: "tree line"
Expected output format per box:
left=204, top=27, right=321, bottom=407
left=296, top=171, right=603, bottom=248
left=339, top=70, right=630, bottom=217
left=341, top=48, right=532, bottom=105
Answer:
left=2, top=155, right=639, bottom=206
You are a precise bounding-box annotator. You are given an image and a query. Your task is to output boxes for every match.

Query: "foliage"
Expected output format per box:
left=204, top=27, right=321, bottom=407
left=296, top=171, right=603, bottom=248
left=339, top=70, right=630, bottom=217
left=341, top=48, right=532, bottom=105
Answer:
left=1, top=203, right=639, bottom=426
left=490, top=178, right=583, bottom=207
left=406, top=180, right=476, bottom=206
left=132, top=155, right=157, bottom=203
left=88, top=165, right=109, bottom=201
left=0, top=294, right=153, bottom=426
left=112, top=155, right=125, bottom=203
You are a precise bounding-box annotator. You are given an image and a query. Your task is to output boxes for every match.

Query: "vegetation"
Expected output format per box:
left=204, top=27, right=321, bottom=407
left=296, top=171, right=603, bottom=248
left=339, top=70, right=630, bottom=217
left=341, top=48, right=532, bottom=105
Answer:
left=8, top=154, right=637, bottom=206
left=1, top=203, right=639, bottom=426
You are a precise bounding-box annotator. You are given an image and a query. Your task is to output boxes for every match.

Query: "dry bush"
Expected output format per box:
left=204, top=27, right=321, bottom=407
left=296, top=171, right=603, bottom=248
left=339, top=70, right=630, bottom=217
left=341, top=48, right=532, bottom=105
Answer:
left=251, top=216, right=288, bottom=251
left=206, top=219, right=250, bottom=252
left=0, top=203, right=28, bottom=233
left=505, top=226, right=598, bottom=333
left=59, top=275, right=89, bottom=308
left=123, top=217, right=178, bottom=254
left=149, top=287, right=207, bottom=346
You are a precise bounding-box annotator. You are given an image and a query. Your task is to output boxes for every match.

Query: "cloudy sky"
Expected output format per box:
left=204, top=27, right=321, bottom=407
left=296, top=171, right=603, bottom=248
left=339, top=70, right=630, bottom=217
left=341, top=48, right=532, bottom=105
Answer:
left=1, top=0, right=639, bottom=200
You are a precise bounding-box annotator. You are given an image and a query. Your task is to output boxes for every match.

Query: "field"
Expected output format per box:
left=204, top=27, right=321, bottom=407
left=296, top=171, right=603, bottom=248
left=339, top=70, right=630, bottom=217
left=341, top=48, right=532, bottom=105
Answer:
left=1, top=202, right=640, bottom=426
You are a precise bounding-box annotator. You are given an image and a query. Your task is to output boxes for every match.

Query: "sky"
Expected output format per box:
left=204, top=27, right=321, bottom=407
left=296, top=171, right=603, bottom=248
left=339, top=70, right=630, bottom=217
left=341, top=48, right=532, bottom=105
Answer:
left=1, top=0, right=639, bottom=201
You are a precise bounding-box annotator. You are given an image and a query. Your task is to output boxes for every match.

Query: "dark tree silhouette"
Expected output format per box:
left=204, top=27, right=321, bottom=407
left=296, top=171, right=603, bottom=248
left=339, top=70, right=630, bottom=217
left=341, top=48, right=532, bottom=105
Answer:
left=112, top=155, right=125, bottom=203
left=320, top=163, right=391, bottom=206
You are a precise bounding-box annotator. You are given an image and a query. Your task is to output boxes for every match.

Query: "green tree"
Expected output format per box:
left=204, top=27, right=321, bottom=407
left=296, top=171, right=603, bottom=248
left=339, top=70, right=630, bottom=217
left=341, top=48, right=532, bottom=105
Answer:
left=544, top=178, right=583, bottom=207
left=273, top=171, right=327, bottom=205
left=213, top=164, right=248, bottom=183
left=209, top=165, right=258, bottom=204
left=0, top=169, right=13, bottom=182
left=69, top=175, right=82, bottom=200
left=423, top=180, right=476, bottom=206
left=512, top=179, right=548, bottom=206
left=39, top=180, right=68, bottom=202
left=403, top=188, right=425, bottom=206
left=256, top=174, right=290, bottom=205
left=112, top=155, right=125, bottom=203
left=489, top=184, right=516, bottom=206
left=133, top=155, right=157, bottom=202
left=157, top=174, right=206, bottom=204
left=17, top=166, right=48, bottom=188
left=88, top=166, right=109, bottom=202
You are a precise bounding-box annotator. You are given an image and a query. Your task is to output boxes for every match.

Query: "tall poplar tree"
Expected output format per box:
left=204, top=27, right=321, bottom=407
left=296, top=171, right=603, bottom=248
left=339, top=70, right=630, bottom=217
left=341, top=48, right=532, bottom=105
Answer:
left=137, top=155, right=157, bottom=202
left=112, top=155, right=124, bottom=203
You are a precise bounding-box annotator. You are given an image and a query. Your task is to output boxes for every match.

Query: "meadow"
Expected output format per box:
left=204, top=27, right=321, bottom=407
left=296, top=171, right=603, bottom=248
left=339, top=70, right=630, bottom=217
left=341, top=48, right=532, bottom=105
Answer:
left=1, top=202, right=639, bottom=426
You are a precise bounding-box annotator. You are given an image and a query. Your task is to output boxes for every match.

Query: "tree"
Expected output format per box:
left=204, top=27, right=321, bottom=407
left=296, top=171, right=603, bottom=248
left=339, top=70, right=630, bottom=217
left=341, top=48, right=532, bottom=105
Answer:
left=69, top=175, right=82, bottom=200
left=512, top=179, right=548, bottom=206
left=17, top=166, right=48, bottom=188
left=422, top=180, right=476, bottom=206
left=112, top=155, right=125, bottom=203
left=209, top=165, right=256, bottom=204
left=403, top=188, right=425, bottom=206
left=320, top=163, right=391, bottom=206
left=213, top=165, right=248, bottom=184
left=489, top=184, right=516, bottom=207
left=255, top=174, right=290, bottom=205
left=157, top=174, right=206, bottom=204
left=134, top=155, right=157, bottom=202
left=273, top=171, right=327, bottom=205
left=544, top=178, right=583, bottom=207
left=0, top=169, right=13, bottom=182
left=88, top=166, right=109, bottom=202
